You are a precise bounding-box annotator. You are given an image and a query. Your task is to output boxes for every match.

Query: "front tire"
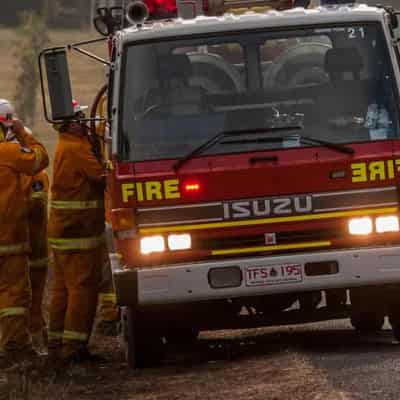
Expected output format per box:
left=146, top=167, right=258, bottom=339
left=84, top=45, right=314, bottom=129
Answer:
left=166, top=328, right=199, bottom=345
left=120, top=306, right=165, bottom=369
left=390, top=314, right=400, bottom=342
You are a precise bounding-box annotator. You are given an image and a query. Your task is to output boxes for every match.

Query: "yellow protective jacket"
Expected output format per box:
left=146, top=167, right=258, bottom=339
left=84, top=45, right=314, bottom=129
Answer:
left=22, top=170, right=49, bottom=266
left=48, top=132, right=106, bottom=251
left=0, top=130, right=49, bottom=255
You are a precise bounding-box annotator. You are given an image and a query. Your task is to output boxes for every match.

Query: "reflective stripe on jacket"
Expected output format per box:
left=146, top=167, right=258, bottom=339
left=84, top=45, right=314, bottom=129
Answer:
left=50, top=200, right=104, bottom=210
left=48, top=331, right=63, bottom=341
left=29, top=257, right=49, bottom=268
left=63, top=330, right=88, bottom=342
left=0, top=307, right=26, bottom=319
left=48, top=235, right=105, bottom=251
left=0, top=242, right=30, bottom=256
left=99, top=292, right=117, bottom=304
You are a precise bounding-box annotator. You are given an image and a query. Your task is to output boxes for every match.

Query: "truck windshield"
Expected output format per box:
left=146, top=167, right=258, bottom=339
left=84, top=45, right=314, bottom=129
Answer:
left=119, top=23, right=399, bottom=162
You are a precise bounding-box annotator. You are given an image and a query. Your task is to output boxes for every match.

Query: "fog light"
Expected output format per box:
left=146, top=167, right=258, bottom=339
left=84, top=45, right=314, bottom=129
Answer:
left=168, top=234, right=191, bottom=251
left=348, top=217, right=372, bottom=235
left=208, top=266, right=242, bottom=289
left=140, top=235, right=165, bottom=255
left=376, top=215, right=400, bottom=233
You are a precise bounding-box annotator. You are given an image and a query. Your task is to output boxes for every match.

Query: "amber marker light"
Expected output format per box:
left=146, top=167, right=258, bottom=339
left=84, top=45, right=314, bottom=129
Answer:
left=111, top=208, right=136, bottom=231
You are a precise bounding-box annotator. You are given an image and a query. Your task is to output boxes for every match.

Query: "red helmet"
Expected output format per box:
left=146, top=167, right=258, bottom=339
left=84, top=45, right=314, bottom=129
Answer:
left=72, top=99, right=88, bottom=114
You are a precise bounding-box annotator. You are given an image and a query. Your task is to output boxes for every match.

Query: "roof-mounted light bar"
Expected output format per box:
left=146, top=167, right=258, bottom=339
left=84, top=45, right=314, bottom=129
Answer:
left=206, top=0, right=294, bottom=15
left=176, top=0, right=297, bottom=19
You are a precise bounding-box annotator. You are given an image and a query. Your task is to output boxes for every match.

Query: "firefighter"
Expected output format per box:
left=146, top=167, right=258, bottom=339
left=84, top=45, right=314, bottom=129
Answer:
left=0, top=99, right=49, bottom=367
left=48, top=100, right=106, bottom=363
left=23, top=168, right=49, bottom=353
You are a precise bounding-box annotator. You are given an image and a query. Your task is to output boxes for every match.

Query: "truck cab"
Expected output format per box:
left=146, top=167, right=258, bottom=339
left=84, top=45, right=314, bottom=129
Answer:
left=40, top=0, right=400, bottom=368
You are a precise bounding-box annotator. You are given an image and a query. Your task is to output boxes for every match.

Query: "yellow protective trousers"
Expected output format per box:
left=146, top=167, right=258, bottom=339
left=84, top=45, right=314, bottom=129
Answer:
left=48, top=247, right=102, bottom=358
left=98, top=249, right=118, bottom=322
left=0, top=255, right=31, bottom=351
left=27, top=176, right=49, bottom=335
left=29, top=261, right=48, bottom=335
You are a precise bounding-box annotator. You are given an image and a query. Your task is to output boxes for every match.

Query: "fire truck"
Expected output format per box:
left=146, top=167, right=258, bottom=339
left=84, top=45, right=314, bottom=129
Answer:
left=40, top=0, right=400, bottom=368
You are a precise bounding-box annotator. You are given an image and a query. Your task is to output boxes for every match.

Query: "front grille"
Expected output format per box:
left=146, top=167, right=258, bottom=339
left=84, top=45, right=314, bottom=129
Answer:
left=195, top=227, right=344, bottom=251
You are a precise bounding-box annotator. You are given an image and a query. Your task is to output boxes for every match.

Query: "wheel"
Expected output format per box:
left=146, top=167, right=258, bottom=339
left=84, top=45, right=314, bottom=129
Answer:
left=120, top=306, right=165, bottom=369
left=166, top=328, right=199, bottom=345
left=350, top=312, right=384, bottom=332
left=390, top=314, right=400, bottom=342
left=392, top=323, right=400, bottom=342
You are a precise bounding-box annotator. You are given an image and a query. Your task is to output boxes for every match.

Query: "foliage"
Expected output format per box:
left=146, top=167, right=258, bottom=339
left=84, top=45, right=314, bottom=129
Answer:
left=14, top=12, right=49, bottom=129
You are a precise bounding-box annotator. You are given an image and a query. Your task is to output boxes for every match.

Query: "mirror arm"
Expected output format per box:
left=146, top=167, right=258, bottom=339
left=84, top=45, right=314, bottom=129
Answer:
left=68, top=37, right=111, bottom=66
left=68, top=44, right=111, bottom=67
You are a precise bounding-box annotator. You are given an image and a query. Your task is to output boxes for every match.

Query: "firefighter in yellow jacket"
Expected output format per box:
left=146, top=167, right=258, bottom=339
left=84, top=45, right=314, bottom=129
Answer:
left=0, top=100, right=49, bottom=367
left=22, top=169, right=49, bottom=351
left=48, top=100, right=105, bottom=363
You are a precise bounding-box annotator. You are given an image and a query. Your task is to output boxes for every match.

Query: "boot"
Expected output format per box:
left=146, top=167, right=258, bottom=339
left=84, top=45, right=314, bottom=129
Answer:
left=0, top=350, right=14, bottom=369
left=63, top=348, right=105, bottom=365
left=31, top=331, right=48, bottom=356
left=96, top=320, right=118, bottom=337
left=0, top=347, right=40, bottom=370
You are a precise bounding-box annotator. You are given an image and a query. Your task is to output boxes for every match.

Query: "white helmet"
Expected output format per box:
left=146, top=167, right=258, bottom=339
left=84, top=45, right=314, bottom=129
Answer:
left=0, top=99, right=15, bottom=121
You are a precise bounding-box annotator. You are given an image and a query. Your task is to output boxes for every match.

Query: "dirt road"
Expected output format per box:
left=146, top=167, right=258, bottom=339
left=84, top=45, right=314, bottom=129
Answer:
left=2, top=318, right=400, bottom=400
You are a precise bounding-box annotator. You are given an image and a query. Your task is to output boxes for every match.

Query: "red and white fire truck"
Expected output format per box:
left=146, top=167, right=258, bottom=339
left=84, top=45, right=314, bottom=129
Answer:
left=41, top=0, right=400, bottom=368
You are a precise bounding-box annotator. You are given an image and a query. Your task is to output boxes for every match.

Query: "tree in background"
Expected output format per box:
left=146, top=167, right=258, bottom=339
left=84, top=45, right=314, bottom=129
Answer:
left=14, top=12, right=49, bottom=129
left=43, top=0, right=91, bottom=28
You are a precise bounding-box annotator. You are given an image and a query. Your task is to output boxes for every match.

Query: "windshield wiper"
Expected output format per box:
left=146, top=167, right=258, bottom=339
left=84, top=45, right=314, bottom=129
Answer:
left=222, top=134, right=355, bottom=155
left=173, top=125, right=302, bottom=171
left=301, top=135, right=355, bottom=154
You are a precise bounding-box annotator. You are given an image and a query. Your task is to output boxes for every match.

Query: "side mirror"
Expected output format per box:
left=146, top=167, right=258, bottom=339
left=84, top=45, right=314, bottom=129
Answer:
left=395, top=15, right=400, bottom=39
left=391, top=12, right=399, bottom=30
left=39, top=48, right=74, bottom=121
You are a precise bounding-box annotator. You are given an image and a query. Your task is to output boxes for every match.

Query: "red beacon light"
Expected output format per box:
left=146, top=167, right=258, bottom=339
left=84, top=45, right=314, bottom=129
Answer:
left=144, top=0, right=177, bottom=19
left=183, top=181, right=201, bottom=194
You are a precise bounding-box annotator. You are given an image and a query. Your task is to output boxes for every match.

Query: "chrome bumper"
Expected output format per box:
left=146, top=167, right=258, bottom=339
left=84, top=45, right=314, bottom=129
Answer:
left=114, top=246, right=400, bottom=306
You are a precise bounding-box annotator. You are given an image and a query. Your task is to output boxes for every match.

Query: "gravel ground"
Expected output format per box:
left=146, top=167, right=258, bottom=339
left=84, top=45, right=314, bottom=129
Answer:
left=2, top=318, right=400, bottom=400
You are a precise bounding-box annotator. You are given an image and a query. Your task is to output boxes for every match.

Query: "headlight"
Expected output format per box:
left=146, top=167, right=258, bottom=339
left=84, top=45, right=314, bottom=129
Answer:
left=168, top=234, right=191, bottom=251
left=348, top=217, right=373, bottom=235
left=140, top=235, right=165, bottom=255
left=376, top=215, right=400, bottom=233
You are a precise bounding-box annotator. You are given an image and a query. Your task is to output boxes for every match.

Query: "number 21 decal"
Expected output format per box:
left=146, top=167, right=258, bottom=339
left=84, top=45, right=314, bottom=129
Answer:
left=348, top=27, right=365, bottom=39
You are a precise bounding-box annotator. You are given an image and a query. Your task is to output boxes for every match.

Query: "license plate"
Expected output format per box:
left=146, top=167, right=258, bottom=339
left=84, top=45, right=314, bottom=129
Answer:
left=245, top=263, right=303, bottom=286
